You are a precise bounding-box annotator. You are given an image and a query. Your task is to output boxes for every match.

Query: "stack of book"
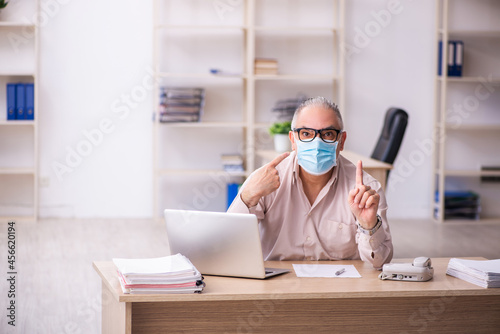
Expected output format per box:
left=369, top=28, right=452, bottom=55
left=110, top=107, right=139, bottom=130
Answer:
left=113, top=253, right=205, bottom=294
left=254, top=58, right=278, bottom=75
left=159, top=87, right=205, bottom=122
left=221, top=154, right=244, bottom=173
left=271, top=95, right=308, bottom=120
left=6, top=83, right=35, bottom=120
left=446, top=258, right=500, bottom=288
left=434, top=190, right=480, bottom=220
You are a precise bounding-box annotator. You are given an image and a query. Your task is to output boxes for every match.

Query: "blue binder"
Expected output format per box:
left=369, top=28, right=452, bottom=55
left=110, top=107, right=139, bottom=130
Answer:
left=454, top=40, right=464, bottom=77
left=25, top=83, right=35, bottom=120
left=7, top=83, right=17, bottom=120
left=15, top=83, right=26, bottom=119
left=226, top=183, right=240, bottom=210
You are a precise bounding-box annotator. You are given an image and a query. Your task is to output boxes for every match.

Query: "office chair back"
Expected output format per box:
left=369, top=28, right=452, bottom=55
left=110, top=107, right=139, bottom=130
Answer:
left=371, top=108, right=408, bottom=164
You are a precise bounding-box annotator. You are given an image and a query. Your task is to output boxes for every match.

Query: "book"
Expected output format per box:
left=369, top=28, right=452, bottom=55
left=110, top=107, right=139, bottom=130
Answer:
left=446, top=258, right=500, bottom=288
left=113, top=253, right=205, bottom=294
left=7, top=83, right=16, bottom=120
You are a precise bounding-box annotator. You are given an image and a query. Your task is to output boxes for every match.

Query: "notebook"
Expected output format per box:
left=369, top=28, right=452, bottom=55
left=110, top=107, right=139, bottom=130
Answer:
left=164, top=209, right=290, bottom=279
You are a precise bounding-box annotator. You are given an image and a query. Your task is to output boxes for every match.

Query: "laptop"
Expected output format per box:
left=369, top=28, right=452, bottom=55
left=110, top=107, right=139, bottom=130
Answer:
left=164, top=209, right=290, bottom=279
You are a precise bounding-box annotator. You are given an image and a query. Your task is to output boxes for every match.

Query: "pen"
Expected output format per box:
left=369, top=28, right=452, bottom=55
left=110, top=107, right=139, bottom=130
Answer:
left=335, top=268, right=346, bottom=276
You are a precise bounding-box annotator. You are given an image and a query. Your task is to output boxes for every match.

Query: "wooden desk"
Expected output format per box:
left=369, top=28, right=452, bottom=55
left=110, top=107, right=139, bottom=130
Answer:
left=94, top=258, right=500, bottom=333
left=256, top=150, right=392, bottom=190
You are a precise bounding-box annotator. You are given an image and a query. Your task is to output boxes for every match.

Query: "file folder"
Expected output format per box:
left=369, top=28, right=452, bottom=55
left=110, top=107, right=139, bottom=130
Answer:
left=454, top=41, right=464, bottom=77
left=25, top=83, right=35, bottom=120
left=15, top=83, right=25, bottom=119
left=7, top=83, right=17, bottom=120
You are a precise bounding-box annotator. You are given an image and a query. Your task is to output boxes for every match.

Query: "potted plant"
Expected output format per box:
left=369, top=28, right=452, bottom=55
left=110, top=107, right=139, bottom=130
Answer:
left=0, top=1, right=8, bottom=11
left=269, top=121, right=292, bottom=152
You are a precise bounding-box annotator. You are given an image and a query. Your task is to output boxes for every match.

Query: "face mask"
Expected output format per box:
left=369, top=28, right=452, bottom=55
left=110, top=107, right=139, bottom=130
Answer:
left=296, top=137, right=338, bottom=176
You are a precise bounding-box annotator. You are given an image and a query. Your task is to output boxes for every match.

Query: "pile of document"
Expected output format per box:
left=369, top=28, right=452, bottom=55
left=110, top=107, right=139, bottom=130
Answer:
left=221, top=154, right=244, bottom=173
left=434, top=191, right=481, bottom=220
left=254, top=58, right=278, bottom=75
left=158, top=87, right=205, bottom=122
left=113, top=253, right=205, bottom=294
left=271, top=95, right=308, bottom=121
left=446, top=258, right=500, bottom=288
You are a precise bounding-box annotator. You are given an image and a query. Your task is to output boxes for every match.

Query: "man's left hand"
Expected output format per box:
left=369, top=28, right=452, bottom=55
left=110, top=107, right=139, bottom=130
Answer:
left=348, top=160, right=380, bottom=229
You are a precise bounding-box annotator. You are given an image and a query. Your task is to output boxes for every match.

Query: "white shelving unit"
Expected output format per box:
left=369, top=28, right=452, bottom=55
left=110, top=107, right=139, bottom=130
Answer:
left=433, top=0, right=500, bottom=223
left=0, top=1, right=39, bottom=221
left=152, top=0, right=344, bottom=217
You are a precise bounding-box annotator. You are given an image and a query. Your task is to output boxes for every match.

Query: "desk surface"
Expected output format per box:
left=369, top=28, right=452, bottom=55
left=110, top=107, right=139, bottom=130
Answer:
left=93, top=257, right=498, bottom=304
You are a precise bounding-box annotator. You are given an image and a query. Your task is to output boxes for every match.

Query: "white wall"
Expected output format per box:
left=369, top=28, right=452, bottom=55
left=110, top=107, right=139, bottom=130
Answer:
left=31, top=0, right=435, bottom=218
left=344, top=0, right=436, bottom=219
left=38, top=0, right=153, bottom=217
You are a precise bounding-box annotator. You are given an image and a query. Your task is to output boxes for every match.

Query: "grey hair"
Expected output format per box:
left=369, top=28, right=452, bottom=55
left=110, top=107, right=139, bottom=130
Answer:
left=291, top=96, right=343, bottom=130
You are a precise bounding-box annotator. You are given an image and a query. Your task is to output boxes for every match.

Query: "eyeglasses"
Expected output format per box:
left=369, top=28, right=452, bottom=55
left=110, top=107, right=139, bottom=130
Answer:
left=293, top=127, right=342, bottom=143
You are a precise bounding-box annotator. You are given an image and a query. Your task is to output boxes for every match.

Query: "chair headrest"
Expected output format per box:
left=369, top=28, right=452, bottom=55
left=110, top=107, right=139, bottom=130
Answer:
left=382, top=108, right=408, bottom=138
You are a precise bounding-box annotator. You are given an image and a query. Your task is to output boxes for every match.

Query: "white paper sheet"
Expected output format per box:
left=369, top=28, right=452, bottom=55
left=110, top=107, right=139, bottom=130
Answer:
left=292, top=264, right=361, bottom=278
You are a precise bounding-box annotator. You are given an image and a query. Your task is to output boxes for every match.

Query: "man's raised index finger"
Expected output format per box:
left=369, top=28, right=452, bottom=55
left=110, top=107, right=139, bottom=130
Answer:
left=356, top=160, right=364, bottom=186
left=269, top=151, right=290, bottom=168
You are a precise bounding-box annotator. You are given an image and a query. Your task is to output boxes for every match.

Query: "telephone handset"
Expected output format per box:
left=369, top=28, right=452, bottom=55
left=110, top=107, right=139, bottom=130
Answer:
left=379, top=257, right=434, bottom=282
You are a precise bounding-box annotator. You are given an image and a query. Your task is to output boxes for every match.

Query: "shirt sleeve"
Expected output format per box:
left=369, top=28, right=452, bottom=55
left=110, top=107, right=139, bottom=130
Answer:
left=226, top=176, right=266, bottom=220
left=355, top=180, right=394, bottom=269
left=356, top=210, right=393, bottom=270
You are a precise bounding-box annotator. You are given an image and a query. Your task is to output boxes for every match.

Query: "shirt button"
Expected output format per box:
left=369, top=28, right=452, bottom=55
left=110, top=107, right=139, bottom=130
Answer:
left=338, top=224, right=343, bottom=229
left=306, top=236, right=311, bottom=241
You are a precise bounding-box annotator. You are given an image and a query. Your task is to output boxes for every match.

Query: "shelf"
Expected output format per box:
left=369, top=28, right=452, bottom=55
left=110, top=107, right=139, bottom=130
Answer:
left=0, top=121, right=35, bottom=126
left=0, top=215, right=36, bottom=222
left=439, top=170, right=500, bottom=177
left=153, top=0, right=344, bottom=216
left=159, top=122, right=247, bottom=128
left=155, top=24, right=246, bottom=30
left=443, top=29, right=500, bottom=38
left=157, top=169, right=247, bottom=177
left=0, top=22, right=36, bottom=28
left=254, top=26, right=337, bottom=33
left=436, top=76, right=500, bottom=83
left=157, top=72, right=246, bottom=79
left=434, top=217, right=500, bottom=225
left=0, top=72, right=36, bottom=77
left=254, top=74, right=337, bottom=81
left=0, top=168, right=35, bottom=175
left=445, top=124, right=500, bottom=131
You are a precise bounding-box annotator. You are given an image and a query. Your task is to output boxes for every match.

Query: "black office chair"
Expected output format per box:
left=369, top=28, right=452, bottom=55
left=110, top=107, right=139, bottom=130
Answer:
left=371, top=107, right=408, bottom=165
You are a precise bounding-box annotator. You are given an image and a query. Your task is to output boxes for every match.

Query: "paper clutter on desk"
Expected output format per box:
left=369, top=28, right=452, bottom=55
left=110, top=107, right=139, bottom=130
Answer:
left=446, top=258, right=500, bottom=288
left=113, top=253, right=205, bottom=294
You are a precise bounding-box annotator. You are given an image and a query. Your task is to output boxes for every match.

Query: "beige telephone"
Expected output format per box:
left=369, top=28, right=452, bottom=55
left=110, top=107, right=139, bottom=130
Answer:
left=379, top=257, right=434, bottom=282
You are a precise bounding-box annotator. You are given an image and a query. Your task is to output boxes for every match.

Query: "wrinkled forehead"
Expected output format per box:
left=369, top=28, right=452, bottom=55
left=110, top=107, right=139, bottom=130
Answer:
left=295, top=105, right=342, bottom=129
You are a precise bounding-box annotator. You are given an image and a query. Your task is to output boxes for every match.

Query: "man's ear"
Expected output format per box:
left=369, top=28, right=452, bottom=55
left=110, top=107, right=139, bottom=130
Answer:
left=289, top=130, right=297, bottom=151
left=338, top=131, right=347, bottom=151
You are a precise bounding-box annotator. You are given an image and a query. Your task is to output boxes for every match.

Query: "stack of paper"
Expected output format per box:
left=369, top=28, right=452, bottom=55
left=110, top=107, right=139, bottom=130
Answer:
left=113, top=253, right=205, bottom=294
left=446, top=258, right=500, bottom=288
left=221, top=154, right=244, bottom=173
left=158, top=87, right=205, bottom=122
